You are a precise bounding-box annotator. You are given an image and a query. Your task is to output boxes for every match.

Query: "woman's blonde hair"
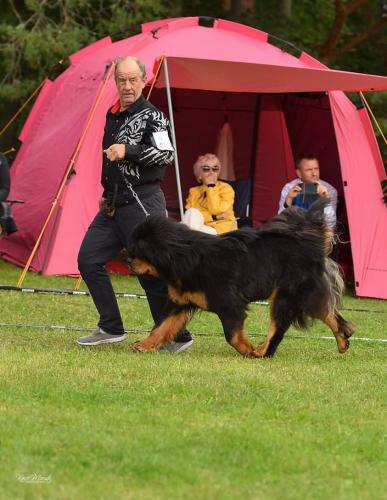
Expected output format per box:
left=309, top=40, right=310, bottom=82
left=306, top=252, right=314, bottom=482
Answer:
left=193, top=153, right=221, bottom=182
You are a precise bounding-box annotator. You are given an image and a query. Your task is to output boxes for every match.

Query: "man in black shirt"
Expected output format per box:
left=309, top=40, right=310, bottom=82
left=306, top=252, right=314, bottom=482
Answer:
left=0, top=153, right=14, bottom=237
left=0, top=153, right=10, bottom=203
left=77, top=56, right=193, bottom=352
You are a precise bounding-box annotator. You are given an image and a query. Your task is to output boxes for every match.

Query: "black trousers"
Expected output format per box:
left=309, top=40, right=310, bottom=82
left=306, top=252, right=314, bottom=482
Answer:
left=78, top=189, right=190, bottom=341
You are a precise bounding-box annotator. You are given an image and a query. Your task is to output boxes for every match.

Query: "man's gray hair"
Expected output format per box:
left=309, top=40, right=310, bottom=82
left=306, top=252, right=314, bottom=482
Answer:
left=114, top=56, right=146, bottom=80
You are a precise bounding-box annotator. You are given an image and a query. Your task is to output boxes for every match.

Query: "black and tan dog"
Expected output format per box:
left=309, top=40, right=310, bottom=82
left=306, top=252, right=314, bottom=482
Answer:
left=129, top=200, right=354, bottom=358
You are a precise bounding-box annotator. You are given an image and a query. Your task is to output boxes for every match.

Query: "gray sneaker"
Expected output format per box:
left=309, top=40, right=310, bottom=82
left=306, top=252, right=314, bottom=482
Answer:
left=77, top=328, right=127, bottom=346
left=158, top=339, right=193, bottom=354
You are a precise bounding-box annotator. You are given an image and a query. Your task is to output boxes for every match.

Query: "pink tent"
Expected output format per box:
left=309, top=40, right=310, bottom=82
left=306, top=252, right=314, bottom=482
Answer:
left=1, top=17, right=386, bottom=299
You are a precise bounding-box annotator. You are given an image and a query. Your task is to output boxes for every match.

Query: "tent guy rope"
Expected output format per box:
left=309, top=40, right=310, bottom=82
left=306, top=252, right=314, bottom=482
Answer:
left=359, top=91, right=387, bottom=145
left=0, top=79, right=47, bottom=139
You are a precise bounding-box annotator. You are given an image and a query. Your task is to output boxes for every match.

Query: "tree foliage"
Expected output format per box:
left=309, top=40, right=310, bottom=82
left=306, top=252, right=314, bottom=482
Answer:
left=0, top=0, right=179, bottom=101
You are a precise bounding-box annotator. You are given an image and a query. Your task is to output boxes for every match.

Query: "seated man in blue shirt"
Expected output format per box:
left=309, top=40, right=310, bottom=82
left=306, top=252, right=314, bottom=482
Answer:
left=278, top=155, right=337, bottom=228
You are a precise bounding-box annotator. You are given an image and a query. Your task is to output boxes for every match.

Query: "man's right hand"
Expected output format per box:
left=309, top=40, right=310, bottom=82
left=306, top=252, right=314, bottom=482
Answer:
left=99, top=197, right=107, bottom=210
left=104, top=144, right=126, bottom=161
left=285, top=184, right=302, bottom=207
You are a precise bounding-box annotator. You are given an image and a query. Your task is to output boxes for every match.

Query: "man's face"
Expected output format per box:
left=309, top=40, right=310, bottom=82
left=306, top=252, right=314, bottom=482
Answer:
left=297, top=159, right=320, bottom=183
left=115, top=60, right=146, bottom=109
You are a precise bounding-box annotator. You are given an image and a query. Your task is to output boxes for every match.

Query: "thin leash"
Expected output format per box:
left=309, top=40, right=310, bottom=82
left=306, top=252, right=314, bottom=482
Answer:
left=0, top=285, right=386, bottom=316
left=121, top=178, right=150, bottom=217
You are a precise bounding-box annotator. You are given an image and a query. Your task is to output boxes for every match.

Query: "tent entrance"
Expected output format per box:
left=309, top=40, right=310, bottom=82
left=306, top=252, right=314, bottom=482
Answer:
left=150, top=86, right=353, bottom=282
left=150, top=87, right=258, bottom=207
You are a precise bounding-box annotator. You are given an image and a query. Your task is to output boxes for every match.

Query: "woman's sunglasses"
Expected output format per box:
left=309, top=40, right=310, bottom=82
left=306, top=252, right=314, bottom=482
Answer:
left=201, top=165, right=220, bottom=172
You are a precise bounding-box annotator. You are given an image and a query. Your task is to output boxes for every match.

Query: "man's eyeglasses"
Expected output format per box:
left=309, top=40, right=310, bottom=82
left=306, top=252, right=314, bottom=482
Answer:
left=201, top=165, right=220, bottom=172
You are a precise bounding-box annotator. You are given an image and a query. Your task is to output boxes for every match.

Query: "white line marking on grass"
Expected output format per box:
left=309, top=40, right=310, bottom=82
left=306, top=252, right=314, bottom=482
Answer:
left=0, top=323, right=386, bottom=343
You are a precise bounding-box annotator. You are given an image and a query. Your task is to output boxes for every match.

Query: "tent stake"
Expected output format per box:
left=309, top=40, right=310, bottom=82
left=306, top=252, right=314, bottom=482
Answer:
left=74, top=276, right=82, bottom=290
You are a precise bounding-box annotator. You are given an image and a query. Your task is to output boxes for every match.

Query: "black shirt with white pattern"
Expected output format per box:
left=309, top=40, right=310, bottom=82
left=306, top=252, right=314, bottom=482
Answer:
left=101, top=95, right=174, bottom=197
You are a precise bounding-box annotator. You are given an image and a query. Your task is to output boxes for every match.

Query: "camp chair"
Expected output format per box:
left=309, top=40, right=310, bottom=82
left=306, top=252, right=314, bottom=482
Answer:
left=221, top=178, right=251, bottom=228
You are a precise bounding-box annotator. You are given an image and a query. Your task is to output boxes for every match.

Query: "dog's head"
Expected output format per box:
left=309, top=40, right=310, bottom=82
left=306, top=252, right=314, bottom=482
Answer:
left=129, top=215, right=205, bottom=281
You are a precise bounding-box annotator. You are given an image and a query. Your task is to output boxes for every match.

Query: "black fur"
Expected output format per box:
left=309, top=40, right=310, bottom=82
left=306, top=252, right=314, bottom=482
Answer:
left=129, top=200, right=354, bottom=358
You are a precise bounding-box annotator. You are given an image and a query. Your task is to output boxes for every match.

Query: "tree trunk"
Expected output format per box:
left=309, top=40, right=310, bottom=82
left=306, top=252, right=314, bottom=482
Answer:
left=318, top=0, right=370, bottom=64
left=230, top=0, right=245, bottom=17
left=280, top=0, right=292, bottom=19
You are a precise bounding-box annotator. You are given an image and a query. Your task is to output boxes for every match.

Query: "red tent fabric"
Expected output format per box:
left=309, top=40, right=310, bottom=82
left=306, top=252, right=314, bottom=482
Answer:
left=1, top=17, right=386, bottom=299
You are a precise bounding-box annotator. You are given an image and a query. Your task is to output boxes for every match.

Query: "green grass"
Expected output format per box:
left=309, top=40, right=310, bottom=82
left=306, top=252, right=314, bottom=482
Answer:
left=0, top=260, right=386, bottom=499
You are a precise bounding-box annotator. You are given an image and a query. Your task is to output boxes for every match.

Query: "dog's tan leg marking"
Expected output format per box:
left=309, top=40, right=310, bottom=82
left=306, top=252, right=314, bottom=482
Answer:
left=250, top=289, right=278, bottom=358
left=228, top=329, right=255, bottom=356
left=251, top=319, right=277, bottom=358
left=131, top=310, right=190, bottom=352
left=168, top=287, right=208, bottom=310
left=322, top=312, right=355, bottom=353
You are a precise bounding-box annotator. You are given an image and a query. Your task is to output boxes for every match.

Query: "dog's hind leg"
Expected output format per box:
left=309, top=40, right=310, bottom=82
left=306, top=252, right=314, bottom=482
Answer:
left=219, top=312, right=255, bottom=356
left=321, top=312, right=355, bottom=353
left=132, top=305, right=193, bottom=352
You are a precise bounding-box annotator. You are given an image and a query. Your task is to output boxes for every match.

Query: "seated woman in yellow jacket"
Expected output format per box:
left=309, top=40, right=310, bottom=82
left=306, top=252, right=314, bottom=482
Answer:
left=183, top=153, right=237, bottom=234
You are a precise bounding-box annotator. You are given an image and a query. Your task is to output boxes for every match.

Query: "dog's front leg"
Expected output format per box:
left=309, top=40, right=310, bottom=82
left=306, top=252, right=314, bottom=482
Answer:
left=131, top=305, right=192, bottom=352
left=219, top=311, right=255, bottom=357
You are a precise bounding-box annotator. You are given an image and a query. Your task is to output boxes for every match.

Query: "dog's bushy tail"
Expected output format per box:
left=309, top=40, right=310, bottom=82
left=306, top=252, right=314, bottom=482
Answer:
left=323, top=257, right=345, bottom=316
left=262, top=200, right=344, bottom=325
left=261, top=199, right=333, bottom=257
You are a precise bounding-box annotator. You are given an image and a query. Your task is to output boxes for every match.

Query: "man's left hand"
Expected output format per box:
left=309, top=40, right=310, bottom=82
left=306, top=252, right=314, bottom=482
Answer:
left=104, top=144, right=125, bottom=161
left=316, top=183, right=329, bottom=198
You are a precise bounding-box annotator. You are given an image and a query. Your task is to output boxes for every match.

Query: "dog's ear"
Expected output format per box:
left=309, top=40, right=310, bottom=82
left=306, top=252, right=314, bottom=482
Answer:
left=135, top=216, right=209, bottom=280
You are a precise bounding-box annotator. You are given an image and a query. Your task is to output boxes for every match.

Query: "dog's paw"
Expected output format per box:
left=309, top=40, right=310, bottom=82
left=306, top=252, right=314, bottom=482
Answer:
left=337, top=336, right=350, bottom=354
left=247, top=349, right=265, bottom=359
left=131, top=341, right=153, bottom=353
left=248, top=341, right=269, bottom=358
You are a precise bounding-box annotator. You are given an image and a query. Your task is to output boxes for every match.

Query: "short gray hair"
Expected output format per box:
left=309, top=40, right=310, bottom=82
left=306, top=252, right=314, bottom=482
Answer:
left=296, top=155, right=319, bottom=169
left=114, top=56, right=146, bottom=80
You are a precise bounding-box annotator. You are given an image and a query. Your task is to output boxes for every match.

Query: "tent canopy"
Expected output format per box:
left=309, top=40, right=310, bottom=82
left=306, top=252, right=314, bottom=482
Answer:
left=0, top=16, right=386, bottom=300
left=156, top=55, right=387, bottom=93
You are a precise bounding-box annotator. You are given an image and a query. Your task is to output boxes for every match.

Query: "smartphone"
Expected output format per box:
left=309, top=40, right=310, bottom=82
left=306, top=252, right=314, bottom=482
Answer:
left=299, top=182, right=317, bottom=195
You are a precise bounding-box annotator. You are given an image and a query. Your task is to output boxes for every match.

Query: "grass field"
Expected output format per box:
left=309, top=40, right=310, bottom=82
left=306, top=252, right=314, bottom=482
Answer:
left=0, top=260, right=386, bottom=499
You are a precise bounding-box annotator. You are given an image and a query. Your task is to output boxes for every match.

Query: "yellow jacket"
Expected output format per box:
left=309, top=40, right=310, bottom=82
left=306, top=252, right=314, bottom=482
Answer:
left=185, top=181, right=237, bottom=234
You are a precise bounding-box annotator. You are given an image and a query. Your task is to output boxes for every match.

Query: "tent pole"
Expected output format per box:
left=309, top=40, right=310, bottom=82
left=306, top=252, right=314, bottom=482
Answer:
left=0, top=78, right=47, bottom=139
left=16, top=64, right=115, bottom=288
left=163, top=57, right=185, bottom=220
left=146, top=56, right=165, bottom=101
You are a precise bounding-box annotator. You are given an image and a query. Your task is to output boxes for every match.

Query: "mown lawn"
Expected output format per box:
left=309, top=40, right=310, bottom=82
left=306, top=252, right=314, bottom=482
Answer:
left=0, top=260, right=386, bottom=499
